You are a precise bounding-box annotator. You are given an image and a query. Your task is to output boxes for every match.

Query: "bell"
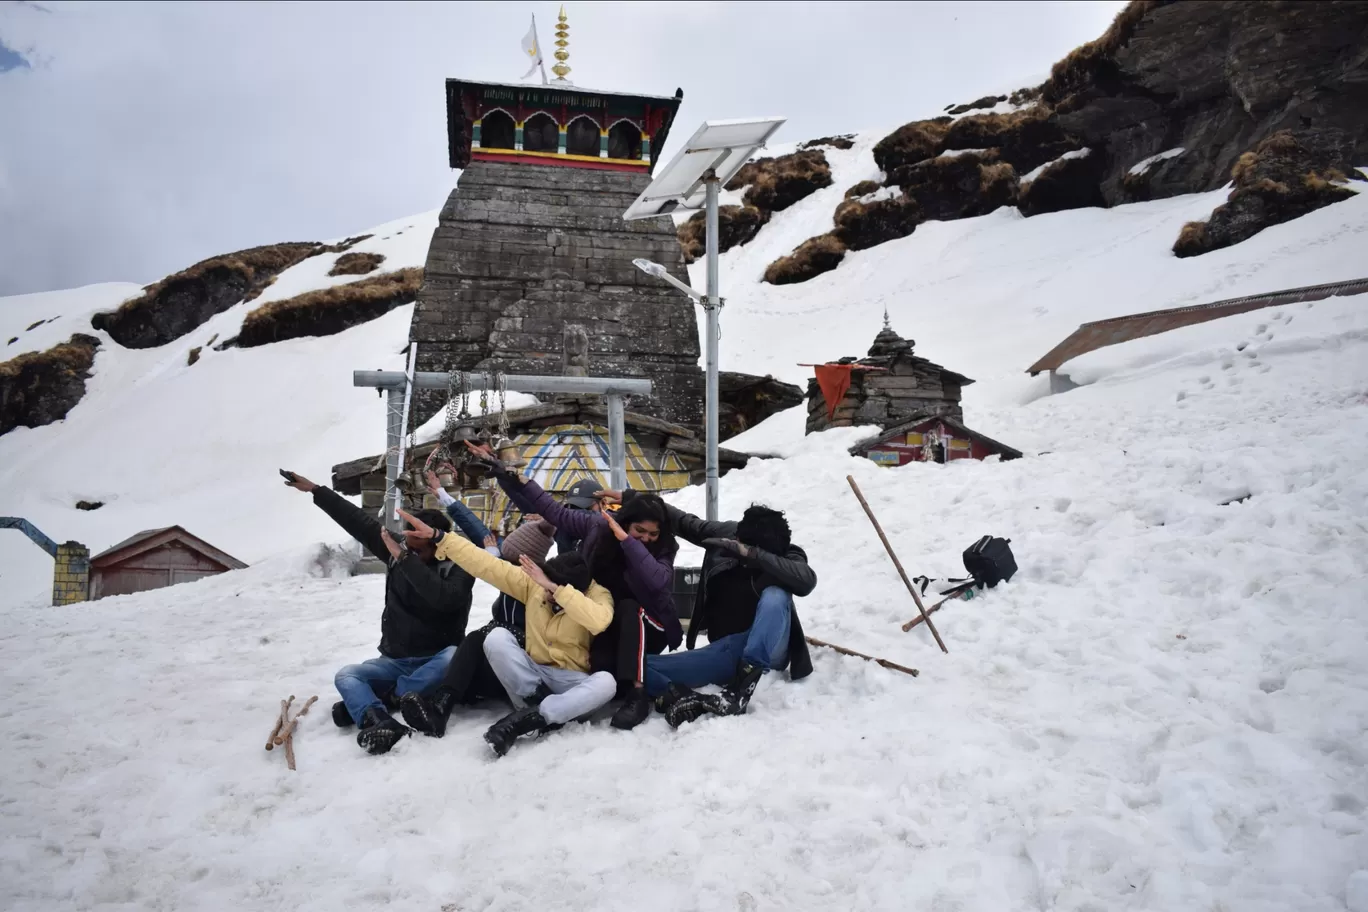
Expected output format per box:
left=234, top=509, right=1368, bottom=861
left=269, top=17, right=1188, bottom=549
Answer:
left=492, top=435, right=525, bottom=469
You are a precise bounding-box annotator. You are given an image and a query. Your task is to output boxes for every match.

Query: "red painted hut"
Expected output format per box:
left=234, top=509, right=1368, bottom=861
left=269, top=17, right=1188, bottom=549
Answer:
left=849, top=414, right=1023, bottom=466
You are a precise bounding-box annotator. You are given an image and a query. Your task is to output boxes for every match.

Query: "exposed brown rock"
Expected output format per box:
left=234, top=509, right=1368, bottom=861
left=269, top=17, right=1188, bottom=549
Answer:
left=328, top=252, right=385, bottom=276
left=844, top=180, right=881, bottom=200
left=91, top=243, right=323, bottom=348
left=833, top=193, right=921, bottom=251
left=0, top=333, right=101, bottom=436
left=763, top=234, right=847, bottom=286
left=234, top=268, right=423, bottom=347
left=1173, top=131, right=1356, bottom=256
left=727, top=149, right=834, bottom=214
left=947, top=94, right=1009, bottom=116
left=1019, top=151, right=1108, bottom=216
left=892, top=152, right=1017, bottom=222
left=718, top=371, right=805, bottom=440
left=873, top=119, right=951, bottom=176
left=799, top=135, right=855, bottom=151
left=677, top=205, right=770, bottom=263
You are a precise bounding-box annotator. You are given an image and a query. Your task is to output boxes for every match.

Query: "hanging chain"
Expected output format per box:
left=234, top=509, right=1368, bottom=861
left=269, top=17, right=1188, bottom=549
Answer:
left=479, top=371, right=489, bottom=418
left=497, top=371, right=510, bottom=441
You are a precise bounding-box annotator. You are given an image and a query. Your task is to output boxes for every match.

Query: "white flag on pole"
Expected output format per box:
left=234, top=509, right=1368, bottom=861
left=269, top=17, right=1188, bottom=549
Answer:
left=520, top=15, right=543, bottom=80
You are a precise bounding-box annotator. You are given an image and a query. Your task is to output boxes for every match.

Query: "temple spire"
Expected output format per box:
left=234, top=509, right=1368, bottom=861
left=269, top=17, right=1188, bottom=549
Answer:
left=551, top=6, right=572, bottom=83
left=882, top=305, right=891, bottom=331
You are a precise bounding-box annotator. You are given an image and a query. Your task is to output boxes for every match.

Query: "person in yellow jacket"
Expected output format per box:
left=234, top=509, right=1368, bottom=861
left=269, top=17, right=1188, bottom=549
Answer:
left=398, top=508, right=616, bottom=757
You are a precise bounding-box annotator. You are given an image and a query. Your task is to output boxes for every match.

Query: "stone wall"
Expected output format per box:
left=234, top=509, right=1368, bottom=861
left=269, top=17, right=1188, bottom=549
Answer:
left=805, top=325, right=968, bottom=434
left=52, top=541, right=90, bottom=606
left=411, top=161, right=704, bottom=429
left=806, top=362, right=964, bottom=434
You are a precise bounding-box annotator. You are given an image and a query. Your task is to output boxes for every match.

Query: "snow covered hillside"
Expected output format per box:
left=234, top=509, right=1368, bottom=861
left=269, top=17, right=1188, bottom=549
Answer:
left=0, top=211, right=438, bottom=599
left=3, top=127, right=1368, bottom=909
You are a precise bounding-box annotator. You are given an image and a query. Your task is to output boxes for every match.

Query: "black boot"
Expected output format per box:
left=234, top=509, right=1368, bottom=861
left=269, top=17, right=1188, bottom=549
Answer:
left=610, top=685, right=653, bottom=731
left=332, top=701, right=354, bottom=728
left=654, top=683, right=696, bottom=715
left=356, top=708, right=410, bottom=755
left=724, top=663, right=765, bottom=713
left=400, top=688, right=457, bottom=738
left=666, top=664, right=765, bottom=729
left=483, top=705, right=550, bottom=758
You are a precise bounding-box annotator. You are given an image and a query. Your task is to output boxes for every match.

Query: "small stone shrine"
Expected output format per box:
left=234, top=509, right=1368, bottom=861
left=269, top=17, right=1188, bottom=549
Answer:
left=806, top=318, right=971, bottom=434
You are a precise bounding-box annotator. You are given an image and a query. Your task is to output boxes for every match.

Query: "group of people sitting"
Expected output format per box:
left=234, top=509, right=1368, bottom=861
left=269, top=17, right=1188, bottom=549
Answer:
left=284, top=441, right=817, bottom=757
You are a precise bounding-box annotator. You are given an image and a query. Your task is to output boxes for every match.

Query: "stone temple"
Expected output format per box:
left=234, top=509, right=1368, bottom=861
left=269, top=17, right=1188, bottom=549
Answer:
left=409, top=55, right=703, bottom=429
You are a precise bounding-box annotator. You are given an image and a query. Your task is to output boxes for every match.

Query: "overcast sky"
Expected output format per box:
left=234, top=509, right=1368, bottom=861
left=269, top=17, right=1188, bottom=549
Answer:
left=0, top=0, right=1124, bottom=297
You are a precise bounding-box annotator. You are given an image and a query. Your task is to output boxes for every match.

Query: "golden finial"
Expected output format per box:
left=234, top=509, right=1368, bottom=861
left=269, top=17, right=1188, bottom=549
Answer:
left=551, top=5, right=571, bottom=82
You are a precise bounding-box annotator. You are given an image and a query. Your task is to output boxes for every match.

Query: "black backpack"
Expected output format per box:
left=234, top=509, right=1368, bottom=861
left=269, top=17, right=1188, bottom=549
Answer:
left=963, top=536, right=1016, bottom=588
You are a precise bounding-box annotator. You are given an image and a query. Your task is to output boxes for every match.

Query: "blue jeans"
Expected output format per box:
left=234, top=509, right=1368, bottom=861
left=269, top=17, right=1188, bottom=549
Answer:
left=334, top=646, right=457, bottom=724
left=644, top=586, right=792, bottom=697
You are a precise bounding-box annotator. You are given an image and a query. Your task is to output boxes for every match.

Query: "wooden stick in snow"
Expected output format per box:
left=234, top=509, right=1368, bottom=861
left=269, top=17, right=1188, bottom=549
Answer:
left=274, top=695, right=318, bottom=746
left=806, top=636, right=919, bottom=677
left=846, top=476, right=948, bottom=653
left=265, top=696, right=294, bottom=751
left=901, top=590, right=968, bottom=632
left=285, top=734, right=297, bottom=771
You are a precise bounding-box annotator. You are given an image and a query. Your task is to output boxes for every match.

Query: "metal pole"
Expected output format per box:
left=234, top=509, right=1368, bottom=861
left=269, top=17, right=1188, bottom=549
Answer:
left=353, top=370, right=652, bottom=397
left=382, top=389, right=404, bottom=534
left=704, top=171, right=721, bottom=522
left=607, top=394, right=626, bottom=490
left=391, top=343, right=418, bottom=525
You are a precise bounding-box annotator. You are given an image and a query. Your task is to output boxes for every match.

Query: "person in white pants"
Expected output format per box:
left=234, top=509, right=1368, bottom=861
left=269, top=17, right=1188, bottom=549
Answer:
left=399, top=508, right=617, bottom=756
left=483, top=627, right=616, bottom=725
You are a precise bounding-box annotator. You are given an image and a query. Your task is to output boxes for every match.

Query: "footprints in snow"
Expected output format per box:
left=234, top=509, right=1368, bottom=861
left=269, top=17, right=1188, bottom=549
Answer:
left=1176, top=310, right=1293, bottom=400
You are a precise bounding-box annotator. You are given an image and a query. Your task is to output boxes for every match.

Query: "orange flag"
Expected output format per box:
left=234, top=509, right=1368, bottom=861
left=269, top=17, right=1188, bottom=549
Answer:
left=814, top=364, right=855, bottom=420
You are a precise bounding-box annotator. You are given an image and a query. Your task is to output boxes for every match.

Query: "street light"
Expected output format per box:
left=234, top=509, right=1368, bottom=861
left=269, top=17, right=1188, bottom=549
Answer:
left=624, top=117, right=786, bottom=521
left=632, top=257, right=701, bottom=300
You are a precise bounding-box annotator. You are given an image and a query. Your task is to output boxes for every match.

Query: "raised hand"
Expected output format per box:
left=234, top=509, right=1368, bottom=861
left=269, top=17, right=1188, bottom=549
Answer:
left=463, top=440, right=498, bottom=462
left=380, top=528, right=404, bottom=559
left=519, top=554, right=557, bottom=594
left=595, top=489, right=623, bottom=506
left=701, top=537, right=750, bottom=558
left=424, top=469, right=442, bottom=495
left=282, top=470, right=316, bottom=493
left=482, top=533, right=498, bottom=550
left=604, top=511, right=629, bottom=543
left=396, top=508, right=436, bottom=541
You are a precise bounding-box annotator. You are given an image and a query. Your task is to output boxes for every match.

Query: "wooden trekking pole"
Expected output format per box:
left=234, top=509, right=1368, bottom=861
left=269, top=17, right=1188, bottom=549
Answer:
left=846, top=475, right=948, bottom=653
left=805, top=637, right=919, bottom=677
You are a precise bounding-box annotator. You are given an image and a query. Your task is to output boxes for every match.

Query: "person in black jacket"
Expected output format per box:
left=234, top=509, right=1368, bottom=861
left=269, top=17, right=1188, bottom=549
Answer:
left=283, top=471, right=475, bottom=755
left=623, top=496, right=817, bottom=728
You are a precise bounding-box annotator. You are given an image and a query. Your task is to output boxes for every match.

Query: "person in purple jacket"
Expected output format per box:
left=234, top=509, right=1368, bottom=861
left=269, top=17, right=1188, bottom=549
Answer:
left=462, top=441, right=679, bottom=730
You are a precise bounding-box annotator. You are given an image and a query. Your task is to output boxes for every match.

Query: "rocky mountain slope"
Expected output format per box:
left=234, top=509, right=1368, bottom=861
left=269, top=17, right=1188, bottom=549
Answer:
left=735, top=0, right=1368, bottom=284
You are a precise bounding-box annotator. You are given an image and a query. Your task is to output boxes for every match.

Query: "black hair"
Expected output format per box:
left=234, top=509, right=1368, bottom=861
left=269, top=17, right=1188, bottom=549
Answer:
left=586, top=493, right=677, bottom=583
left=408, top=509, right=452, bottom=534
left=614, top=494, right=678, bottom=558
left=542, top=552, right=592, bottom=592
left=736, top=504, right=790, bottom=555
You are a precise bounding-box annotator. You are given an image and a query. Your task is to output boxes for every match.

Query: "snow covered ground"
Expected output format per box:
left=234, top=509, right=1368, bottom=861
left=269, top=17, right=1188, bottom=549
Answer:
left=2, top=130, right=1367, bottom=909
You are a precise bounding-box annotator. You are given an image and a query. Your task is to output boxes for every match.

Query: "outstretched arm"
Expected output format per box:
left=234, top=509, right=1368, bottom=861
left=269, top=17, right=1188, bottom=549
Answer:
left=419, top=522, right=541, bottom=606
left=302, top=481, right=389, bottom=563
left=660, top=501, right=738, bottom=546
left=496, top=473, right=602, bottom=541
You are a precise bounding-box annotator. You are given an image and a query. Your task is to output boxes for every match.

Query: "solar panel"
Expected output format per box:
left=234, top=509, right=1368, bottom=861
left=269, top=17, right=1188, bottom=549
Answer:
left=622, top=116, right=786, bottom=220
